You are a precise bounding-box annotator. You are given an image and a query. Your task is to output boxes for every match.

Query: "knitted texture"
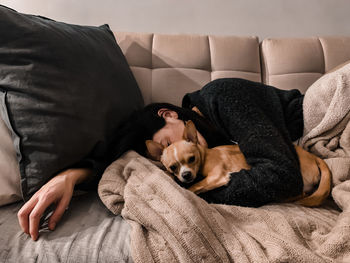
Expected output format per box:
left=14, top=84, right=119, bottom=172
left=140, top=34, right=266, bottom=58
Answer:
left=301, top=62, right=350, bottom=194
left=98, top=151, right=350, bottom=263
left=182, top=78, right=304, bottom=206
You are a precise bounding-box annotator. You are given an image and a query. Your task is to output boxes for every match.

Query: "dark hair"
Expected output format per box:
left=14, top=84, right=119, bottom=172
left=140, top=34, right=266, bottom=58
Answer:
left=106, top=102, right=230, bottom=162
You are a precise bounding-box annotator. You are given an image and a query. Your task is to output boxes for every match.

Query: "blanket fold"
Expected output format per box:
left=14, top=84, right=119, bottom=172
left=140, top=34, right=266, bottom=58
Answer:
left=301, top=63, right=350, bottom=188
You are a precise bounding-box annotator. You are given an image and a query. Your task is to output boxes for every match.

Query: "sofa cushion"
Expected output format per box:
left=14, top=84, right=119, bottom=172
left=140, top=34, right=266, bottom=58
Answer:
left=209, top=35, right=261, bottom=82
left=261, top=36, right=350, bottom=93
left=261, top=37, right=324, bottom=93
left=115, top=32, right=261, bottom=106
left=319, top=37, right=350, bottom=72
left=0, top=5, right=143, bottom=200
left=0, top=116, right=21, bottom=206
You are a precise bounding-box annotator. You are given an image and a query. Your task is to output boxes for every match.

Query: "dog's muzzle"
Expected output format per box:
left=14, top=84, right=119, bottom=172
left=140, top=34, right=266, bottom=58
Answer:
left=181, top=171, right=194, bottom=183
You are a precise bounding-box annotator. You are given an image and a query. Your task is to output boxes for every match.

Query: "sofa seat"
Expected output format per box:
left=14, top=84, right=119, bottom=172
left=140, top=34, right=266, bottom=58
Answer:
left=0, top=192, right=132, bottom=262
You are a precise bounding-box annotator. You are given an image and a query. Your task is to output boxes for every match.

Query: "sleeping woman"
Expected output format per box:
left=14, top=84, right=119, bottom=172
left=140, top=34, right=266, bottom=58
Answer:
left=18, top=78, right=305, bottom=240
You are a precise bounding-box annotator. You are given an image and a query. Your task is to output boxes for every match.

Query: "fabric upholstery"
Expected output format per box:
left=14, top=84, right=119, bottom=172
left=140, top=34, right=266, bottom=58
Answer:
left=115, top=32, right=261, bottom=106
left=261, top=36, right=350, bottom=93
left=118, top=32, right=350, bottom=103
left=115, top=32, right=153, bottom=68
left=0, top=192, right=132, bottom=262
left=152, top=68, right=210, bottom=106
left=152, top=34, right=211, bottom=70
left=209, top=35, right=261, bottom=82
left=115, top=32, right=153, bottom=105
left=0, top=117, right=21, bottom=206
left=320, top=37, right=350, bottom=72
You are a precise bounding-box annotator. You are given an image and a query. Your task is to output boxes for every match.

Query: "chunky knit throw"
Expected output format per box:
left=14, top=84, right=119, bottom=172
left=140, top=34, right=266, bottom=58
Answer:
left=98, top=150, right=349, bottom=263
left=301, top=62, right=350, bottom=204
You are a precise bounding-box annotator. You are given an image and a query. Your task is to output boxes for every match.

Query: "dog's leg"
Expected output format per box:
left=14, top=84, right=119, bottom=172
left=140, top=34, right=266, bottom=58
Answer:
left=188, top=168, right=231, bottom=194
left=296, top=156, right=332, bottom=207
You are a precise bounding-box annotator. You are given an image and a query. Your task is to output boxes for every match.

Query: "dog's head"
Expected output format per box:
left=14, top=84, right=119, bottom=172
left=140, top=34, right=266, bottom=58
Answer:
left=146, top=120, right=203, bottom=183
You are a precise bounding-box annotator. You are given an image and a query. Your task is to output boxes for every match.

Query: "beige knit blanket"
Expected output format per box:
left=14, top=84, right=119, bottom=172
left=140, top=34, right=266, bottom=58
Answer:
left=300, top=62, right=350, bottom=210
left=98, top=64, right=350, bottom=263
left=99, top=150, right=350, bottom=263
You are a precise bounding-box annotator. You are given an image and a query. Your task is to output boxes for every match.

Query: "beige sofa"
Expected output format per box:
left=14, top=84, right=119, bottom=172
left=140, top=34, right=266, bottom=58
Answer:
left=1, top=32, right=350, bottom=262
left=116, top=32, right=350, bottom=105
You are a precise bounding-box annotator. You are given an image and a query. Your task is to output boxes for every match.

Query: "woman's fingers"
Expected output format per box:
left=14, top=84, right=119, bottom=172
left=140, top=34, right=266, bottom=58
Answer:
left=28, top=195, right=55, bottom=241
left=17, top=197, right=38, bottom=235
left=48, top=192, right=72, bottom=231
left=18, top=187, right=60, bottom=241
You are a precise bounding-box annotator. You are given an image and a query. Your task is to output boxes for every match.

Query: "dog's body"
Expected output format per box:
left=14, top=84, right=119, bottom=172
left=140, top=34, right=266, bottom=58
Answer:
left=146, top=121, right=332, bottom=207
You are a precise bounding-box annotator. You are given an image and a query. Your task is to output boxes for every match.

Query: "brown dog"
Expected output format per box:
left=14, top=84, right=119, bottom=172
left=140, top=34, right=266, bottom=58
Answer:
left=146, top=121, right=332, bottom=207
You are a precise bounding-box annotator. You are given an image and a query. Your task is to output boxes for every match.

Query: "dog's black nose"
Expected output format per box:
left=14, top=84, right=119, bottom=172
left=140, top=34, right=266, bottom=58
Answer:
left=181, top=171, right=193, bottom=182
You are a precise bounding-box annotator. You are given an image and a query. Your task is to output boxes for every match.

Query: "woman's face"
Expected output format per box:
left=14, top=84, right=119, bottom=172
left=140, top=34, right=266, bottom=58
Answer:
left=152, top=109, right=207, bottom=148
left=153, top=117, right=186, bottom=148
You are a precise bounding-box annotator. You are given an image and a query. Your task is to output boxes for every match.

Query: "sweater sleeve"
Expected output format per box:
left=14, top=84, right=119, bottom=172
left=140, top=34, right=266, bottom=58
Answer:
left=69, top=157, right=109, bottom=191
left=189, top=78, right=304, bottom=207
left=68, top=140, right=112, bottom=190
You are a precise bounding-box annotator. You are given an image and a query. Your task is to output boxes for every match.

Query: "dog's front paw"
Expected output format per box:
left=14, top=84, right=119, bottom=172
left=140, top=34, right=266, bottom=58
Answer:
left=188, top=185, right=204, bottom=194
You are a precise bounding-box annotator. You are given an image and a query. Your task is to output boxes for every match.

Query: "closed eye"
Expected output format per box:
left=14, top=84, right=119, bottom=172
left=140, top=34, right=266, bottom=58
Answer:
left=169, top=164, right=177, bottom=172
left=188, top=156, right=195, bottom=163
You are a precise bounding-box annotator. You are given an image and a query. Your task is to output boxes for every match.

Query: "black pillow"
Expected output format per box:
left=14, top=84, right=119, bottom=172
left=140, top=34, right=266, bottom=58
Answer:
left=0, top=5, right=144, bottom=199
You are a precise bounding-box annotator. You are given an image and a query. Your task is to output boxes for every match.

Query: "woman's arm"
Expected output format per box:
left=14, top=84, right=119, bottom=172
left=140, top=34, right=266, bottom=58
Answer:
left=187, top=79, right=304, bottom=206
left=17, top=167, right=93, bottom=241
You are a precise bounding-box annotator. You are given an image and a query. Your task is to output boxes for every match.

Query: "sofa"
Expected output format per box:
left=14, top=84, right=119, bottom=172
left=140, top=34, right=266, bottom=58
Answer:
left=1, top=23, right=350, bottom=262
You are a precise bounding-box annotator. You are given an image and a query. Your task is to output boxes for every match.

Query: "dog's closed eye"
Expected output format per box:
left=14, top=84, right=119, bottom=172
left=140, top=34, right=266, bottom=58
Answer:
left=188, top=156, right=195, bottom=163
left=170, top=164, right=177, bottom=172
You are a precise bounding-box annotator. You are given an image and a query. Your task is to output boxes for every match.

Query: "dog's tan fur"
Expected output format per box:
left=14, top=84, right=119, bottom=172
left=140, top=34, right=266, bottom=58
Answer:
left=146, top=121, right=332, bottom=207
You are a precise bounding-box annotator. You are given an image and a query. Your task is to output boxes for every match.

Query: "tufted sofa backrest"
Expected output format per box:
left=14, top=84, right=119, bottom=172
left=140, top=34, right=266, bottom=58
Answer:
left=115, top=32, right=260, bottom=106
left=115, top=32, right=350, bottom=106
left=261, top=37, right=350, bottom=93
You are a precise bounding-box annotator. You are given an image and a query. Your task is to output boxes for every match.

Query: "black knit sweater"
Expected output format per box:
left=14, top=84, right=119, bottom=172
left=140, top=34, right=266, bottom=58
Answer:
left=182, top=78, right=304, bottom=207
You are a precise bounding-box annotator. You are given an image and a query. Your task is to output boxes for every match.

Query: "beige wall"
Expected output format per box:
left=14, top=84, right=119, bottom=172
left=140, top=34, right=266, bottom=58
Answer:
left=1, top=0, right=350, bottom=39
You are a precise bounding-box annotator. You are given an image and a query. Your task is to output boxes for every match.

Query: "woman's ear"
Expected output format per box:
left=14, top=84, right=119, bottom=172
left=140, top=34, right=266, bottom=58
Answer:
left=157, top=108, right=178, bottom=120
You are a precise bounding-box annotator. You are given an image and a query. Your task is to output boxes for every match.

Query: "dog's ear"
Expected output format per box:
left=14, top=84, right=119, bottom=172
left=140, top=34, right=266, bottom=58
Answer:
left=145, top=140, right=164, bottom=161
left=183, top=120, right=198, bottom=144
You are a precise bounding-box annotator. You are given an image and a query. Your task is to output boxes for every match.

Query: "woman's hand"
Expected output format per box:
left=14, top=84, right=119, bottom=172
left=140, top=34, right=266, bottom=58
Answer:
left=191, top=106, right=204, bottom=117
left=17, top=168, right=93, bottom=241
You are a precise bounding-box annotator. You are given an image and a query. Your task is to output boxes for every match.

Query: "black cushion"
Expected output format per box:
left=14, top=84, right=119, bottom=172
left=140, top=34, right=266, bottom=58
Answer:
left=0, top=5, right=144, bottom=199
